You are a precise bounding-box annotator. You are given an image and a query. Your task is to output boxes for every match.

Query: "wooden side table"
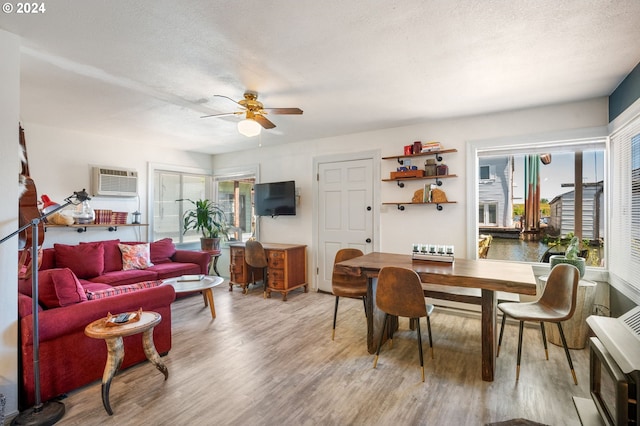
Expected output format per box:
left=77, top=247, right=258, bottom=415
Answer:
left=84, top=311, right=168, bottom=415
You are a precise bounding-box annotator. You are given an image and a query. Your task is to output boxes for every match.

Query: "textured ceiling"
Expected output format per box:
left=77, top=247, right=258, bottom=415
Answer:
left=2, top=0, right=640, bottom=154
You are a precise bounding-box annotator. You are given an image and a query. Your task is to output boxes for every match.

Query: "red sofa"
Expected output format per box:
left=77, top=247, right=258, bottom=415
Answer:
left=17, top=239, right=210, bottom=408
left=38, top=238, right=210, bottom=285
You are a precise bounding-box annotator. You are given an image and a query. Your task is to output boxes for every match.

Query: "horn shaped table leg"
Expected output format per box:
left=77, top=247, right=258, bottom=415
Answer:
left=85, top=312, right=168, bottom=415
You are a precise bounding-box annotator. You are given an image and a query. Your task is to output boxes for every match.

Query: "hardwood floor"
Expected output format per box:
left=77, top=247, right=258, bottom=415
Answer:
left=55, top=282, right=591, bottom=425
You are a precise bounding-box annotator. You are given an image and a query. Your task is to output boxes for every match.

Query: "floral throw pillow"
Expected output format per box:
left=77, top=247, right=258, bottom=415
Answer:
left=118, top=243, right=154, bottom=270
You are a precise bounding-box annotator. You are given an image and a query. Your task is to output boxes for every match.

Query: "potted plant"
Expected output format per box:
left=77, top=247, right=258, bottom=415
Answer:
left=179, top=198, right=228, bottom=251
left=549, top=236, right=586, bottom=278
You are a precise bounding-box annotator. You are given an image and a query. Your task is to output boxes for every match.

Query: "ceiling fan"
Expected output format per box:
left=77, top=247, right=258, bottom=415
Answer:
left=201, top=91, right=303, bottom=137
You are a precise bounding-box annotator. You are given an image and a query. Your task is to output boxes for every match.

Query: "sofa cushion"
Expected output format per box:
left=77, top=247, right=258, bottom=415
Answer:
left=82, top=282, right=112, bottom=292
left=18, top=292, right=42, bottom=317
left=147, top=262, right=202, bottom=280
left=39, top=248, right=56, bottom=270
left=150, top=238, right=176, bottom=264
left=18, top=277, right=33, bottom=297
left=54, top=243, right=104, bottom=279
left=85, top=280, right=162, bottom=300
left=81, top=239, right=122, bottom=272
left=89, top=269, right=158, bottom=286
left=38, top=268, right=87, bottom=308
left=119, top=243, right=154, bottom=270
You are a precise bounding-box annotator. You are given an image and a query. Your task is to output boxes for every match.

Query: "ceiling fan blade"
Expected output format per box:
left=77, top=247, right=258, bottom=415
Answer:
left=263, top=107, right=303, bottom=115
left=213, top=94, right=244, bottom=107
left=200, top=111, right=242, bottom=119
left=254, top=114, right=276, bottom=129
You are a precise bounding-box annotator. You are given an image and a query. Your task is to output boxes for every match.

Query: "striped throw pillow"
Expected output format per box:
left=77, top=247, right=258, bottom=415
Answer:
left=85, top=280, right=162, bottom=300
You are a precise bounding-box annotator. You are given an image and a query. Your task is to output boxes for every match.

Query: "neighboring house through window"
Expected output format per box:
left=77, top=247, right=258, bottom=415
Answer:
left=478, top=158, right=511, bottom=227
left=468, top=131, right=607, bottom=264
left=479, top=164, right=496, bottom=181
left=479, top=202, right=498, bottom=225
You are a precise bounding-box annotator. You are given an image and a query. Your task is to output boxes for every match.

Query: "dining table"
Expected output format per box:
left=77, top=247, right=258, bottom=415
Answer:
left=335, top=252, right=537, bottom=382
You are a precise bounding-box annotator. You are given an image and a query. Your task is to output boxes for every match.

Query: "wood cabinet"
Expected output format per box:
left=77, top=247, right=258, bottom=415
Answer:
left=228, top=242, right=308, bottom=301
left=382, top=148, right=457, bottom=210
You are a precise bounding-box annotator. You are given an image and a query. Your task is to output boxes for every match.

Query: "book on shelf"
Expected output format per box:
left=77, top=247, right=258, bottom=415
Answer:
left=420, top=141, right=442, bottom=153
left=177, top=274, right=205, bottom=282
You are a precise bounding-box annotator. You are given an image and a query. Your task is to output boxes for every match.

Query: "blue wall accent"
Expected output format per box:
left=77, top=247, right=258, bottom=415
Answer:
left=610, top=61, right=640, bottom=122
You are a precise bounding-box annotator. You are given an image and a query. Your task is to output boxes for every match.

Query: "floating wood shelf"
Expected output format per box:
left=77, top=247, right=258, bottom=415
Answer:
left=383, top=147, right=458, bottom=208
left=382, top=148, right=458, bottom=163
left=382, top=202, right=457, bottom=211
left=382, top=174, right=458, bottom=187
left=45, top=224, right=148, bottom=233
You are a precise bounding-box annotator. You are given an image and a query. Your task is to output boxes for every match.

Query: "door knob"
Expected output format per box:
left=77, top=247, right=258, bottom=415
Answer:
left=366, top=238, right=372, bottom=243
left=366, top=206, right=372, bottom=211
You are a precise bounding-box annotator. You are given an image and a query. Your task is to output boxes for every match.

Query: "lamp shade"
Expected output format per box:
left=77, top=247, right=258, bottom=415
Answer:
left=237, top=118, right=261, bottom=137
left=41, top=194, right=61, bottom=216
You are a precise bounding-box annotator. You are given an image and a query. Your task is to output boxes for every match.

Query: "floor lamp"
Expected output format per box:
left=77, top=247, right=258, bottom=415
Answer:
left=0, top=189, right=90, bottom=426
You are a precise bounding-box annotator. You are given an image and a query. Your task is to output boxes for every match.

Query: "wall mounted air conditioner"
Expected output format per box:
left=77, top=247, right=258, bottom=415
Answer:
left=91, top=166, right=138, bottom=197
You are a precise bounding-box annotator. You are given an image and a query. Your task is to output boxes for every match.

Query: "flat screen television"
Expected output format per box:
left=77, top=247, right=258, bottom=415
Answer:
left=254, top=180, right=296, bottom=217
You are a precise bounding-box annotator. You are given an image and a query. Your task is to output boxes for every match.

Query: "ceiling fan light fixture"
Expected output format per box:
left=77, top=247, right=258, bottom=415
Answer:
left=237, top=118, right=261, bottom=137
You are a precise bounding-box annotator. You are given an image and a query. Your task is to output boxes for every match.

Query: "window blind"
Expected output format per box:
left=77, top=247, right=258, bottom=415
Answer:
left=609, top=113, right=640, bottom=301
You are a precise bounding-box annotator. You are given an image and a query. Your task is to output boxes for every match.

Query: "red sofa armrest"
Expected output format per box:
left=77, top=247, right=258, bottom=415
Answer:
left=171, top=249, right=211, bottom=275
left=20, top=284, right=176, bottom=345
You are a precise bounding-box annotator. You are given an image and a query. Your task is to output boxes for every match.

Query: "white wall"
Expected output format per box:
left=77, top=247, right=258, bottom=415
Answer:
left=19, top=123, right=213, bottom=247
left=212, top=98, right=609, bottom=288
left=0, top=29, right=21, bottom=418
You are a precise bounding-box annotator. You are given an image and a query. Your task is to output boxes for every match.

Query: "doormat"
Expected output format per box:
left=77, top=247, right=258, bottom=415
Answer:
left=485, top=419, right=548, bottom=426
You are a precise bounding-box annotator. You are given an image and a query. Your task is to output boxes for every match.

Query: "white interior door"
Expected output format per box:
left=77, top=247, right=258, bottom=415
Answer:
left=317, top=158, right=374, bottom=292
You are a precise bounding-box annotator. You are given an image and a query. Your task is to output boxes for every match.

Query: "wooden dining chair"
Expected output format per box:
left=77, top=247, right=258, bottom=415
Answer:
left=244, top=240, right=269, bottom=297
left=373, top=266, right=434, bottom=382
left=331, top=248, right=368, bottom=340
left=497, top=263, right=580, bottom=384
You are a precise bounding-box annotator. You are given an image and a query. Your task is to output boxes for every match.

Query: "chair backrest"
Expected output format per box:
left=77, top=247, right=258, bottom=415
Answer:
left=245, top=240, right=268, bottom=268
left=538, top=263, right=580, bottom=320
left=332, top=248, right=366, bottom=292
left=376, top=266, right=427, bottom=318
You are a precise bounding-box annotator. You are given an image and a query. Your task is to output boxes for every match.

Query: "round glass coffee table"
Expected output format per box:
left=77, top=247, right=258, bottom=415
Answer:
left=162, top=276, right=224, bottom=319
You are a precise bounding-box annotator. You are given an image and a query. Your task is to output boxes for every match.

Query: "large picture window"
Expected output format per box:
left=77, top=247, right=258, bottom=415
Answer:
left=153, top=169, right=210, bottom=245
left=469, top=134, right=606, bottom=266
left=216, top=178, right=255, bottom=242
left=213, top=166, right=258, bottom=243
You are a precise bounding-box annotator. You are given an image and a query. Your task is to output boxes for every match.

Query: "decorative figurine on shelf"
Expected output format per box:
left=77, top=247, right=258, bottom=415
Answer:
left=412, top=188, right=424, bottom=203
left=47, top=212, right=74, bottom=226
left=132, top=210, right=141, bottom=224
left=425, top=159, right=437, bottom=176
left=430, top=188, right=448, bottom=203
